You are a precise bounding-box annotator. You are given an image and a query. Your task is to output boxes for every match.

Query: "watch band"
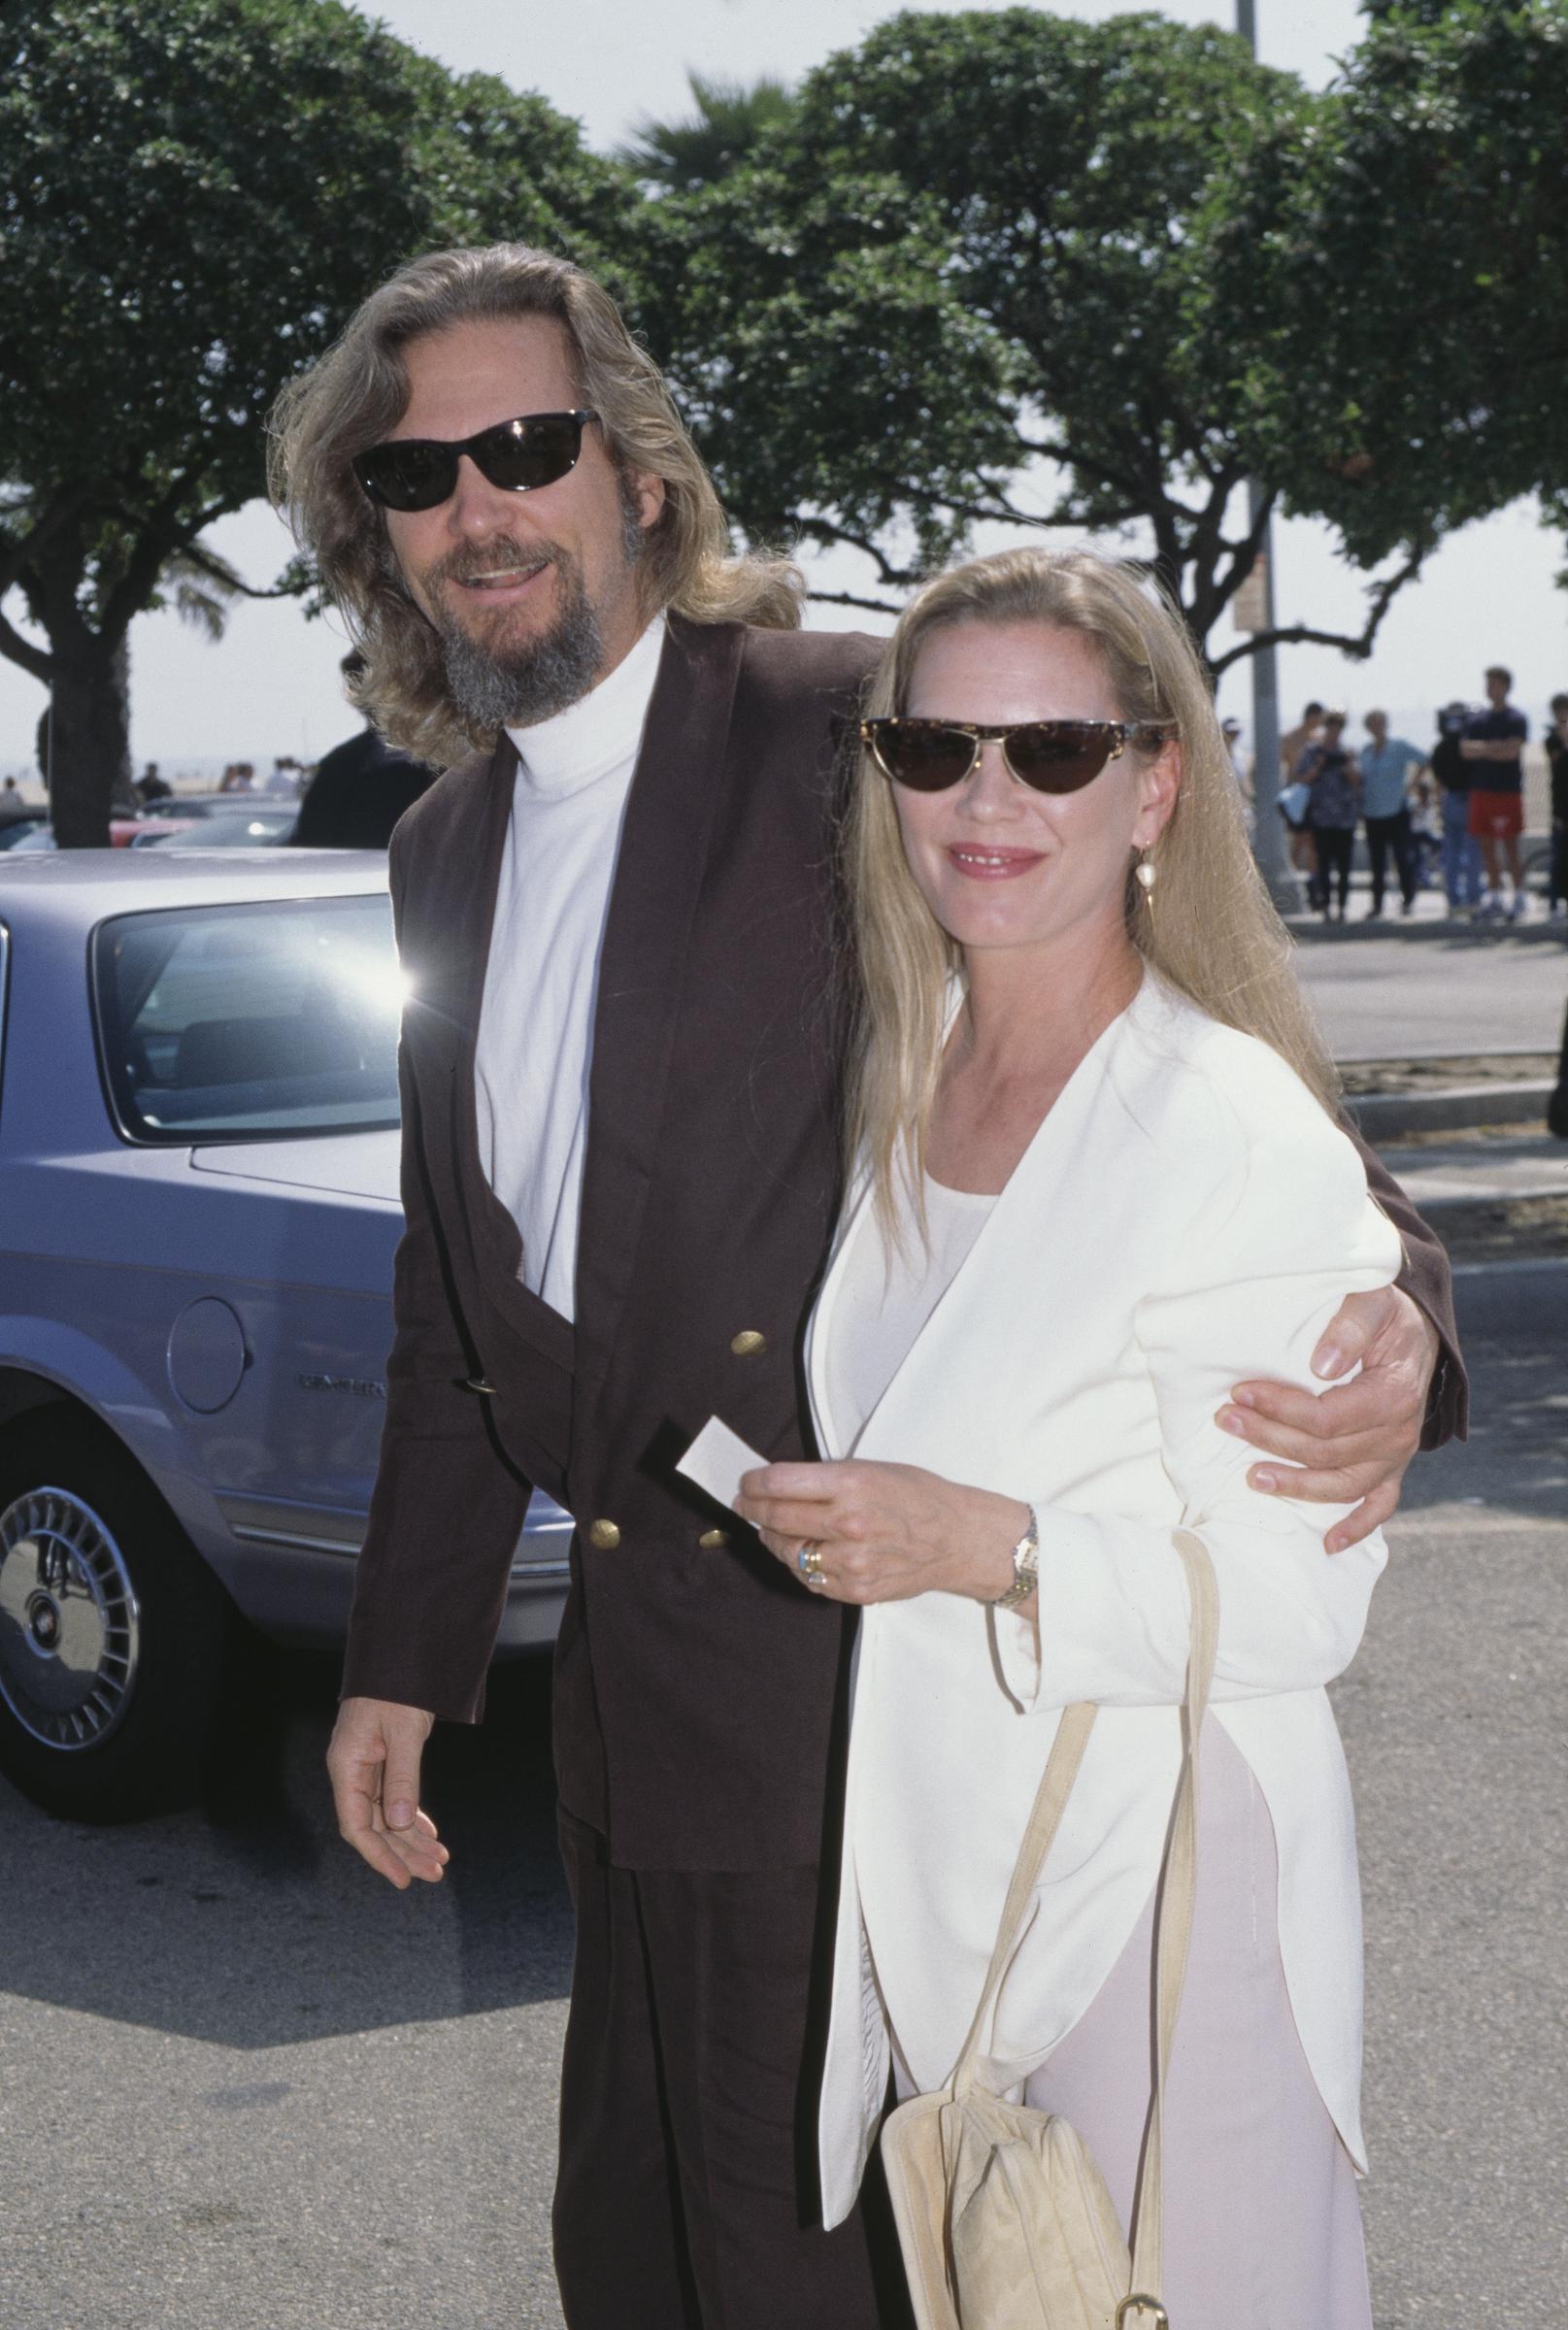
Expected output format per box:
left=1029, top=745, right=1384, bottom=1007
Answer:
left=991, top=1506, right=1040, bottom=1612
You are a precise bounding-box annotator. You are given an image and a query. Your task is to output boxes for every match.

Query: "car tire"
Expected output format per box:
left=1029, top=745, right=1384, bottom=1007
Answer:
left=0, top=1415, right=243, bottom=1822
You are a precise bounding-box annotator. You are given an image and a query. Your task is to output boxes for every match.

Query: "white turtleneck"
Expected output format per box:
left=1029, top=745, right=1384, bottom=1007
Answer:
left=474, top=613, right=667, bottom=1319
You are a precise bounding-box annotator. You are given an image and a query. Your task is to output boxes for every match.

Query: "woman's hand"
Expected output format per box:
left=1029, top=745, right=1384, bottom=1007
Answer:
left=735, top=1459, right=1029, bottom=1606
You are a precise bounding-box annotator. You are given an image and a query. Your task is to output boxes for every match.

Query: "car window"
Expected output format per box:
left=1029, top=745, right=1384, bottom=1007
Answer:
left=93, top=894, right=402, bottom=1142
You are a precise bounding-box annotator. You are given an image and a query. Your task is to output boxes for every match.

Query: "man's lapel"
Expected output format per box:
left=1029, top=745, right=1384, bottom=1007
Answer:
left=573, top=616, right=746, bottom=1420
left=443, top=731, right=578, bottom=1369
left=450, top=731, right=517, bottom=1048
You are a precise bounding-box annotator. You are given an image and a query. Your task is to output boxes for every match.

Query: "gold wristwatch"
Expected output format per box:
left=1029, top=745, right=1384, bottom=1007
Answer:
left=991, top=1507, right=1040, bottom=1612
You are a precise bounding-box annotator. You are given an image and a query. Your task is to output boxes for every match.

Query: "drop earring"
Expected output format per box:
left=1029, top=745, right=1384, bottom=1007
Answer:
left=1135, top=849, right=1157, bottom=909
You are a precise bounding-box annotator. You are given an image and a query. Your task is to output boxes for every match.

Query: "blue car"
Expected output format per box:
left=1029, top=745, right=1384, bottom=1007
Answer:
left=0, top=850, right=571, bottom=1821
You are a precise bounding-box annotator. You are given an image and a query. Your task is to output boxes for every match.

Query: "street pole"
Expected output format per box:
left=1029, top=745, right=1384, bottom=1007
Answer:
left=1235, top=0, right=1296, bottom=909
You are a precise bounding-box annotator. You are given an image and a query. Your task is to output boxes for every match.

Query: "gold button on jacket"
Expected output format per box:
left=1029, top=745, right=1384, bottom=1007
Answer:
left=730, top=1329, right=766, bottom=1357
left=698, top=1528, right=730, bottom=1550
left=587, top=1518, right=621, bottom=1551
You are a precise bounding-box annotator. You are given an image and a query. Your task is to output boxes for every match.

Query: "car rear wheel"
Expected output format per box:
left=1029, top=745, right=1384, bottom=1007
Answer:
left=0, top=1415, right=242, bottom=1821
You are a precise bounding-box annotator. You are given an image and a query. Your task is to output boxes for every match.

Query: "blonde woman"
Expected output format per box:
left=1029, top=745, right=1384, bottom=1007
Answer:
left=738, top=549, right=1417, bottom=2325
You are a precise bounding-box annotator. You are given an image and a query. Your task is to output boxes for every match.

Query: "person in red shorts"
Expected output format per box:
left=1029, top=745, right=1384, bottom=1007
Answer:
left=1461, top=664, right=1529, bottom=920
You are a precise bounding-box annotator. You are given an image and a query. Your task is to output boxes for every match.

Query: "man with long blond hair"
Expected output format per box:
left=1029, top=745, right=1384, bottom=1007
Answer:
left=271, top=243, right=1463, bottom=2330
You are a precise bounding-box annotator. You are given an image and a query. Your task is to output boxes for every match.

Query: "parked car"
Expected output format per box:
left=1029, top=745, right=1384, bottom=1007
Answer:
left=129, top=806, right=298, bottom=848
left=7, top=816, right=164, bottom=852
left=138, top=792, right=275, bottom=822
left=0, top=849, right=571, bottom=1822
left=138, top=794, right=234, bottom=817
left=0, top=812, right=49, bottom=852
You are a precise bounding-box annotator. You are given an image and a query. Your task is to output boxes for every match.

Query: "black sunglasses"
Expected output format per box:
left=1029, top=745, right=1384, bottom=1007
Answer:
left=859, top=716, right=1176, bottom=795
left=352, top=409, right=600, bottom=513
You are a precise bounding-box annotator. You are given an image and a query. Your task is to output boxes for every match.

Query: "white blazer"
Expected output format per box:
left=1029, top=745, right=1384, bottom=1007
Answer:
left=809, top=976, right=1403, bottom=2229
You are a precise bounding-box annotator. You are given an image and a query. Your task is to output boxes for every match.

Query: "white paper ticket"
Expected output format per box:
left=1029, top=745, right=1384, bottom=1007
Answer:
left=676, top=1415, right=770, bottom=1511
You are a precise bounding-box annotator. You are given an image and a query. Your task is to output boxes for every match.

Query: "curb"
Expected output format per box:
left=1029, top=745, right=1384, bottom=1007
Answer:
left=1395, top=1192, right=1568, bottom=1262
left=1350, top=1082, right=1553, bottom=1143
left=1288, top=913, right=1568, bottom=947
left=1339, top=1052, right=1557, bottom=1093
left=1341, top=1053, right=1568, bottom=1258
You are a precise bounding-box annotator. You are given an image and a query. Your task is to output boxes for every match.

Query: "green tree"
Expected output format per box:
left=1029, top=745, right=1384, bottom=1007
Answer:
left=1210, top=0, right=1568, bottom=578
left=1, top=0, right=629, bottom=844
left=634, top=9, right=1430, bottom=669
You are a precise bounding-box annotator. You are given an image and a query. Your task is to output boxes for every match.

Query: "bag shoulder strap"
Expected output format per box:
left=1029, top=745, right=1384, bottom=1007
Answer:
left=951, top=1531, right=1220, bottom=2306
left=1129, top=1529, right=1218, bottom=2300
left=948, top=1706, right=1096, bottom=2099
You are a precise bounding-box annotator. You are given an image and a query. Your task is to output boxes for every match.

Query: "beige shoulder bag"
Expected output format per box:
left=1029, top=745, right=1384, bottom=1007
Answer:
left=880, top=1530, right=1219, bottom=2330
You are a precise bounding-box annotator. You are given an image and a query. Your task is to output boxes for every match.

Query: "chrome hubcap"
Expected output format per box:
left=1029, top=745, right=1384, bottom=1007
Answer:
left=0, top=1486, right=140, bottom=1749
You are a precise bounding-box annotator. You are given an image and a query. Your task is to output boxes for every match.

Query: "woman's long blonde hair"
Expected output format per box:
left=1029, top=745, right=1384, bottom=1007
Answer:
left=845, top=547, right=1339, bottom=1231
left=268, top=243, right=804, bottom=767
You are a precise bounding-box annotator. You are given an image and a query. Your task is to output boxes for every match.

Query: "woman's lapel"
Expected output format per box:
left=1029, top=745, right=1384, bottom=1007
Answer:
left=810, top=981, right=1153, bottom=1468
left=804, top=1161, right=878, bottom=1460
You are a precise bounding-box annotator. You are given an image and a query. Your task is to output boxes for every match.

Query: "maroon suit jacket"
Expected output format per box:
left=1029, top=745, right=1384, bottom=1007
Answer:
left=342, top=614, right=1466, bottom=1871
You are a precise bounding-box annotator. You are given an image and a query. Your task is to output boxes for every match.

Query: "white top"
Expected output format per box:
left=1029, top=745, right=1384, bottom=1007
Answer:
left=825, top=1176, right=996, bottom=1448
left=808, top=976, right=1403, bottom=2225
left=474, top=614, right=666, bottom=1318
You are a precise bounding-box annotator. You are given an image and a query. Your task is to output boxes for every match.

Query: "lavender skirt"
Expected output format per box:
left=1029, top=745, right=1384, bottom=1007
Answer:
left=895, top=1721, right=1373, bottom=2329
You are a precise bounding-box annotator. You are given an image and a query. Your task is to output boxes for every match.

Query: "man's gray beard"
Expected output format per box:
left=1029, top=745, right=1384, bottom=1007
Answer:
left=433, top=484, right=650, bottom=731
left=436, top=560, right=606, bottom=731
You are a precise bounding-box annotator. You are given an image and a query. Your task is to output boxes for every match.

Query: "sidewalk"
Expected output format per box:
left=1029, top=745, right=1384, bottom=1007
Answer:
left=1264, top=881, right=1568, bottom=1249
left=1341, top=1052, right=1566, bottom=1259
left=1289, top=890, right=1566, bottom=1065
left=1288, top=887, right=1567, bottom=945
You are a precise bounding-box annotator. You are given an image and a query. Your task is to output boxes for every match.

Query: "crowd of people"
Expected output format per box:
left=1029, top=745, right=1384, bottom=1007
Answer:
left=1275, top=672, right=1568, bottom=924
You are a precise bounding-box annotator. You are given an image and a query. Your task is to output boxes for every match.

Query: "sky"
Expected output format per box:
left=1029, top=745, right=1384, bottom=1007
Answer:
left=6, top=0, right=1566, bottom=783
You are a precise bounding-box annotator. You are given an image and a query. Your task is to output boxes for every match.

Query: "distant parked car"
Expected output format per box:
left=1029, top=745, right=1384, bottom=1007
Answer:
left=129, top=806, right=298, bottom=849
left=138, top=792, right=260, bottom=821
left=0, top=813, right=49, bottom=852
left=0, top=850, right=571, bottom=1822
left=7, top=816, right=163, bottom=852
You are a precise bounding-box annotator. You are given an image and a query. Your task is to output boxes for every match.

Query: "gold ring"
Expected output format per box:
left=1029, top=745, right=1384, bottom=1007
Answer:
left=797, top=1541, right=825, bottom=1584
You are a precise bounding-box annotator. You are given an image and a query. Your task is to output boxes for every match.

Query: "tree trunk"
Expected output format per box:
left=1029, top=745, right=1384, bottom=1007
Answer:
left=47, top=635, right=131, bottom=848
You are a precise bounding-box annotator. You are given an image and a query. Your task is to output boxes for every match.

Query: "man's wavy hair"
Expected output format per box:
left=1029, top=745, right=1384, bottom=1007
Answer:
left=269, top=244, right=804, bottom=767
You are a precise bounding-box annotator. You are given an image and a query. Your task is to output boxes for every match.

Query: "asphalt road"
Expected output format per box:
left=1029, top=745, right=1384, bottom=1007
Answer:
left=2, top=1262, right=1563, bottom=2330
left=1294, top=924, right=1567, bottom=1061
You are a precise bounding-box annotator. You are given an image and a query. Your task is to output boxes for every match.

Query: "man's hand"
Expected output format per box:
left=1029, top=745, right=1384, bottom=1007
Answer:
left=327, top=1696, right=448, bottom=1889
left=1218, top=1284, right=1441, bottom=1553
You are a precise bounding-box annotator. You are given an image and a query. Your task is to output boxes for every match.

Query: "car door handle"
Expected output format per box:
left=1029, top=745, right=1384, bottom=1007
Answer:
left=464, top=1376, right=499, bottom=1397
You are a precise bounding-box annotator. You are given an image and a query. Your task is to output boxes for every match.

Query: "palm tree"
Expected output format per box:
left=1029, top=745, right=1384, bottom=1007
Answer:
left=617, top=72, right=795, bottom=192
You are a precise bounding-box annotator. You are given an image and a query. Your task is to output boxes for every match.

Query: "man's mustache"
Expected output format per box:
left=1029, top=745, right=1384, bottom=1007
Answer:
left=426, top=538, right=567, bottom=590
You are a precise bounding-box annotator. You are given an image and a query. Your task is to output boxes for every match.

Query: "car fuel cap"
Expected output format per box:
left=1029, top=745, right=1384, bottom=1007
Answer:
left=166, top=1298, right=249, bottom=1415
